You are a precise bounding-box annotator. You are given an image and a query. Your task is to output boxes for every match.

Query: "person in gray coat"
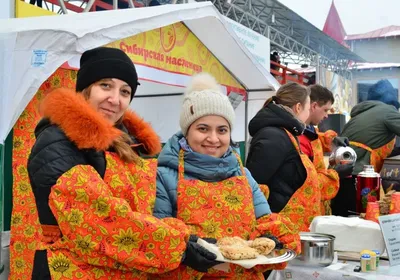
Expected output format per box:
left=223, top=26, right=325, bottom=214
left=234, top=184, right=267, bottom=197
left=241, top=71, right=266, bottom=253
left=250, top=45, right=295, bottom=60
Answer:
left=332, top=98, right=400, bottom=216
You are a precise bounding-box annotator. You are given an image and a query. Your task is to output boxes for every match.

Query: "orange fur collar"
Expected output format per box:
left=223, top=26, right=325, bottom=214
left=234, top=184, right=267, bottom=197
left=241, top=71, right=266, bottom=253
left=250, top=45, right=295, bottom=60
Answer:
left=40, top=88, right=161, bottom=156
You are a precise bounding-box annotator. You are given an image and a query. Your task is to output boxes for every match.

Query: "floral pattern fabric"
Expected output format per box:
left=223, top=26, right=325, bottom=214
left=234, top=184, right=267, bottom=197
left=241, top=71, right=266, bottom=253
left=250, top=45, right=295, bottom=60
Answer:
left=152, top=150, right=296, bottom=280
left=9, top=68, right=77, bottom=279
left=251, top=213, right=301, bottom=255
left=9, top=68, right=191, bottom=279
left=45, top=153, right=190, bottom=279
left=350, top=138, right=396, bottom=173
left=311, top=130, right=339, bottom=215
left=280, top=130, right=321, bottom=232
left=259, top=184, right=270, bottom=200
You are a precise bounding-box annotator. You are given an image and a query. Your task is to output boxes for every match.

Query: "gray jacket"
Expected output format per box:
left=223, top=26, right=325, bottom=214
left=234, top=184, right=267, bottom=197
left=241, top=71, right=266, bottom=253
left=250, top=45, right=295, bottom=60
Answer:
left=341, top=101, right=400, bottom=174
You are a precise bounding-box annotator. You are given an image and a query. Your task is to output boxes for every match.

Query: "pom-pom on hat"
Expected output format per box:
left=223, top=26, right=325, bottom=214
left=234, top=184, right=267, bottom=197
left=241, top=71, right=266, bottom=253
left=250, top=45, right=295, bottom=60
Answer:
left=179, top=73, right=235, bottom=135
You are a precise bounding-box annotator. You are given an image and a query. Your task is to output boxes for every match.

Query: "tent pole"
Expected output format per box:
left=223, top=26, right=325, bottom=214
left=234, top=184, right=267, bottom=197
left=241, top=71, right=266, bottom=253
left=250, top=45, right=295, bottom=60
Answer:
left=247, top=88, right=274, bottom=92
left=83, top=0, right=96, bottom=12
left=316, top=54, right=320, bottom=84
left=0, top=143, right=4, bottom=275
left=113, top=0, right=118, bottom=9
left=244, top=91, right=249, bottom=163
left=127, top=0, right=135, bottom=8
left=134, top=92, right=183, bottom=98
left=57, top=0, right=68, bottom=14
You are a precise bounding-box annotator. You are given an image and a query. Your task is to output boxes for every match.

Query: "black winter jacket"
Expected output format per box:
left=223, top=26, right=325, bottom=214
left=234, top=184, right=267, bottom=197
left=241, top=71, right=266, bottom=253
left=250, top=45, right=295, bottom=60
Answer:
left=28, top=119, right=150, bottom=226
left=28, top=119, right=106, bottom=225
left=246, top=102, right=307, bottom=213
left=26, top=88, right=161, bottom=279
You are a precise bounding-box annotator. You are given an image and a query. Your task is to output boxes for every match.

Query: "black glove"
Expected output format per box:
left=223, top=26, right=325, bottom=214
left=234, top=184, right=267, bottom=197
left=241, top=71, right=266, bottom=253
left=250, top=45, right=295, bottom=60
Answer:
left=333, top=137, right=349, bottom=147
left=189, top=235, right=217, bottom=244
left=260, top=234, right=283, bottom=250
left=181, top=241, right=221, bottom=272
left=334, top=163, right=354, bottom=178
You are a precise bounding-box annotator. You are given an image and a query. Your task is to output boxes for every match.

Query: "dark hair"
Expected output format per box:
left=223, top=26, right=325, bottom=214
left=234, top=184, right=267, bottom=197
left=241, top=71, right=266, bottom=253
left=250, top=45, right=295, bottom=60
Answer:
left=230, top=138, right=239, bottom=148
left=263, top=82, right=310, bottom=108
left=309, top=84, right=334, bottom=106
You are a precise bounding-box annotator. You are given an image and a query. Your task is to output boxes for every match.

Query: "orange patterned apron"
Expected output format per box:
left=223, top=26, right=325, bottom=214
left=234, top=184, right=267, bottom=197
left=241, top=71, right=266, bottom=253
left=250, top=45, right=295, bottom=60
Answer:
left=10, top=153, right=189, bottom=280
left=153, top=150, right=263, bottom=280
left=350, top=138, right=396, bottom=173
left=311, top=130, right=339, bottom=215
left=9, top=68, right=78, bottom=280
left=279, top=130, right=321, bottom=232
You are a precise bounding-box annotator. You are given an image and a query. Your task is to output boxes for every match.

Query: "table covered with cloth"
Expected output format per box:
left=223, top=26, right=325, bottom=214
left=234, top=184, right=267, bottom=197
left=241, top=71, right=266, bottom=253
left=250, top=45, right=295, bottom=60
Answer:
left=268, top=259, right=400, bottom=280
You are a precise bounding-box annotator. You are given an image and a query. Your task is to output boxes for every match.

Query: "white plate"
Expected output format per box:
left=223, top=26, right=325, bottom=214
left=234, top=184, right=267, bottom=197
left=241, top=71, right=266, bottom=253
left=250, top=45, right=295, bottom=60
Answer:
left=197, top=238, right=297, bottom=269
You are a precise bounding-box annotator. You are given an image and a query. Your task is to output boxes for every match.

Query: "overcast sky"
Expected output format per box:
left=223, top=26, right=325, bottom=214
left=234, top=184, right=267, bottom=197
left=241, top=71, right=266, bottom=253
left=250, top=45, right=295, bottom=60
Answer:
left=278, top=0, right=400, bottom=35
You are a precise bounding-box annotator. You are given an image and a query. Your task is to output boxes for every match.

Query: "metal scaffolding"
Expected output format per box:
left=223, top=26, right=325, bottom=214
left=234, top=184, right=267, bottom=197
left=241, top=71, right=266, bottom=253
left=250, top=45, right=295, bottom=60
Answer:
left=197, top=0, right=364, bottom=80
left=33, top=0, right=138, bottom=14
left=29, top=0, right=363, bottom=79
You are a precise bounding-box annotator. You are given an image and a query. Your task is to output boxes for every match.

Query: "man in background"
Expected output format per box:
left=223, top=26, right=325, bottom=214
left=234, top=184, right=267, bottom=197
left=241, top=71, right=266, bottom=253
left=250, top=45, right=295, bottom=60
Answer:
left=299, top=85, right=353, bottom=215
left=332, top=80, right=400, bottom=216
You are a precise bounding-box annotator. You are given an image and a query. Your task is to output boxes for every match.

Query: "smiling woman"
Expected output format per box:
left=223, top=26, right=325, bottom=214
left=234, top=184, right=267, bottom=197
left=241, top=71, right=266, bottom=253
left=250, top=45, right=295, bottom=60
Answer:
left=10, top=47, right=213, bottom=280
left=82, top=78, right=132, bottom=124
left=152, top=72, right=300, bottom=280
left=186, top=116, right=231, bottom=158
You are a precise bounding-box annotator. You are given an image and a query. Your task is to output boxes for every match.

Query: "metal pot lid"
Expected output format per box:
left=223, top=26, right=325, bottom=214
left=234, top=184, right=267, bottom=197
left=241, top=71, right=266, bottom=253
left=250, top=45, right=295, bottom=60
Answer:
left=300, top=232, right=335, bottom=242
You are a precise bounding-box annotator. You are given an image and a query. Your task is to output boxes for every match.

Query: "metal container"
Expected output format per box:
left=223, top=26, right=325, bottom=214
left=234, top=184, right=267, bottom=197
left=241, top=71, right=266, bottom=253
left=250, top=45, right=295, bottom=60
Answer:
left=356, top=165, right=381, bottom=213
left=329, top=146, right=357, bottom=168
left=290, top=232, right=335, bottom=267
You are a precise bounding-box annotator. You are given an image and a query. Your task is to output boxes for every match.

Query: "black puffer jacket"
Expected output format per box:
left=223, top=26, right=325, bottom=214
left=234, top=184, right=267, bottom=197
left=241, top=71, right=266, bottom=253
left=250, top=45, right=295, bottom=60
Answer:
left=28, top=119, right=151, bottom=226
left=26, top=88, right=162, bottom=279
left=246, top=102, right=307, bottom=213
left=28, top=119, right=105, bottom=226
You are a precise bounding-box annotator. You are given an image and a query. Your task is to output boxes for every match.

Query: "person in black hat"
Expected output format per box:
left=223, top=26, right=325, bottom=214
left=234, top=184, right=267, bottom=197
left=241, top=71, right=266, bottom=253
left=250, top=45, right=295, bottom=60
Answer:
left=14, top=47, right=219, bottom=279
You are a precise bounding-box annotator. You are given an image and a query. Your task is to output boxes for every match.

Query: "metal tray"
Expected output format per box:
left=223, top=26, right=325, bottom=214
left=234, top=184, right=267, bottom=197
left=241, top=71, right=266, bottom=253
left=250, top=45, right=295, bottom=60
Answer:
left=197, top=238, right=297, bottom=269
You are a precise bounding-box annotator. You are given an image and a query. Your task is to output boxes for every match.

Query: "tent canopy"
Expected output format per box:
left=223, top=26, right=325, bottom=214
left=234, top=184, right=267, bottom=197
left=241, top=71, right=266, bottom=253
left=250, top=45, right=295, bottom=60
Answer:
left=0, top=2, right=279, bottom=143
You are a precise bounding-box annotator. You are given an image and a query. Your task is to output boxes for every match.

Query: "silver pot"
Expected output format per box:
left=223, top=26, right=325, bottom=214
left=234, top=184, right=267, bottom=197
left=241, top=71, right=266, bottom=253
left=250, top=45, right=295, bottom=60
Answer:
left=290, top=232, right=335, bottom=267
left=329, top=146, right=357, bottom=168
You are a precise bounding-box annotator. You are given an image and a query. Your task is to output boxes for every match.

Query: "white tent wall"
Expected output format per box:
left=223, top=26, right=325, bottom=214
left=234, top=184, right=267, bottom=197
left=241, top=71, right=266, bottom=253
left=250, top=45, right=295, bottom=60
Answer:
left=243, top=90, right=276, bottom=159
left=131, top=95, right=182, bottom=143
left=247, top=91, right=276, bottom=123
left=0, top=2, right=279, bottom=145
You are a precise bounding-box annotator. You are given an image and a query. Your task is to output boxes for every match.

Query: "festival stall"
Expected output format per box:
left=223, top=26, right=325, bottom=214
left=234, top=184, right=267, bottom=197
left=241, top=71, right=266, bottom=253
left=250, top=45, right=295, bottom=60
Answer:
left=0, top=3, right=281, bottom=277
left=0, top=2, right=279, bottom=145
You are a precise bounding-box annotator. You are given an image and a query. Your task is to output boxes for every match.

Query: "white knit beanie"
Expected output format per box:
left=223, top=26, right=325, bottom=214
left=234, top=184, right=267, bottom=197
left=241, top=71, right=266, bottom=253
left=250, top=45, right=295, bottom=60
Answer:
left=180, top=72, right=235, bottom=135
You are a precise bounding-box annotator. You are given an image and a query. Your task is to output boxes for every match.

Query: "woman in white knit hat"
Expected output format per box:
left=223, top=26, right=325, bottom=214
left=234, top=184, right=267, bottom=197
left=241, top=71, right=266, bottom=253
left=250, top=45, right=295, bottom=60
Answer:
left=152, top=73, right=300, bottom=279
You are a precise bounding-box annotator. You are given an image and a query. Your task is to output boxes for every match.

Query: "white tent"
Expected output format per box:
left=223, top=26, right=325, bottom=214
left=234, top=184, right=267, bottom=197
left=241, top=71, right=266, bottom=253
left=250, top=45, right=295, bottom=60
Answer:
left=0, top=2, right=279, bottom=143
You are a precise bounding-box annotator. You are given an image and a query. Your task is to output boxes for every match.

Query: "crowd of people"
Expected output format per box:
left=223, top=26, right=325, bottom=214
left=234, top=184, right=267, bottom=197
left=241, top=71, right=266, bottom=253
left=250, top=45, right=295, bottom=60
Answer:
left=9, top=46, right=400, bottom=279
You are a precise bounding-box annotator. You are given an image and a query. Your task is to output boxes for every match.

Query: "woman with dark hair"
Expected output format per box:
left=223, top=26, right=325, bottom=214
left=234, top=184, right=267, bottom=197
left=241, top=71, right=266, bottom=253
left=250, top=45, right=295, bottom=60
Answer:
left=246, top=82, right=321, bottom=232
left=13, top=47, right=214, bottom=279
left=153, top=73, right=300, bottom=279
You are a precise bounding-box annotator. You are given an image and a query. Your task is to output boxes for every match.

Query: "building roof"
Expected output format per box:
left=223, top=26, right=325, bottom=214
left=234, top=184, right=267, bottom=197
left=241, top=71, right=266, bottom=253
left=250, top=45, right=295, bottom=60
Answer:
left=346, top=25, right=400, bottom=41
left=206, top=0, right=365, bottom=64
left=293, top=62, right=400, bottom=73
left=350, top=62, right=400, bottom=70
